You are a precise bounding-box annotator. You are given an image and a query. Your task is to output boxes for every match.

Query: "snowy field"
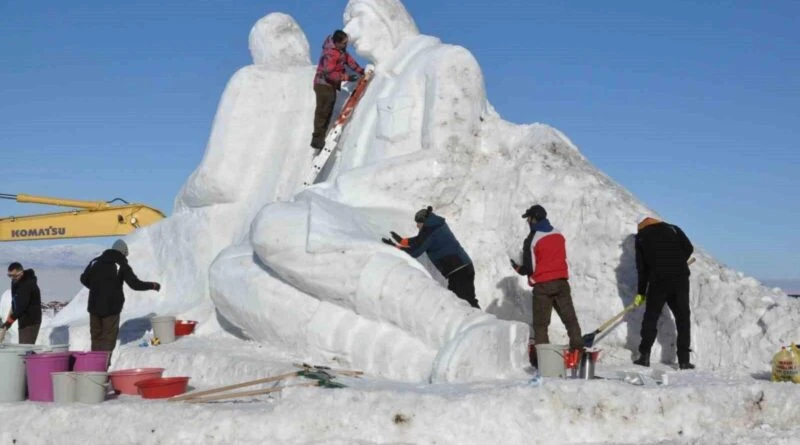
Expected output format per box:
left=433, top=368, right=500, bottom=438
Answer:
left=2, top=0, right=799, bottom=443
left=1, top=330, right=799, bottom=444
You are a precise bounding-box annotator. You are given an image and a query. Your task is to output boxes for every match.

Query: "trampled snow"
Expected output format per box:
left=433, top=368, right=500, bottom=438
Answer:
left=1, top=1, right=798, bottom=443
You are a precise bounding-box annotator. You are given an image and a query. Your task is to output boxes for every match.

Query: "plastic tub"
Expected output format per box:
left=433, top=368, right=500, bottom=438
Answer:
left=109, top=368, right=165, bottom=395
left=534, top=343, right=568, bottom=378
left=135, top=377, right=190, bottom=399
left=72, top=351, right=109, bottom=372
left=25, top=352, right=71, bottom=401
left=151, top=316, right=176, bottom=344
left=47, top=344, right=70, bottom=353
left=174, top=320, right=198, bottom=337
left=0, top=349, right=28, bottom=402
left=74, top=372, right=108, bottom=403
left=51, top=372, right=77, bottom=403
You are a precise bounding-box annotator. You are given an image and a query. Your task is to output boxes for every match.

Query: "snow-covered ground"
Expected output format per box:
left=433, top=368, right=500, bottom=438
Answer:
left=1, top=0, right=799, bottom=443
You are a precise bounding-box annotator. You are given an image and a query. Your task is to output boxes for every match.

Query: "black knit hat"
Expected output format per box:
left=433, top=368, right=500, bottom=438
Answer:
left=415, top=206, right=433, bottom=223
left=522, top=204, right=547, bottom=221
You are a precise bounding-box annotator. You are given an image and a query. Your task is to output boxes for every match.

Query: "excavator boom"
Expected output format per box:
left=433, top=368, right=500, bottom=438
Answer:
left=0, top=193, right=165, bottom=241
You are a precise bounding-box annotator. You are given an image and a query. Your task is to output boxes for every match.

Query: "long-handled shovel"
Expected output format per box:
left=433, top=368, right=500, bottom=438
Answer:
left=582, top=302, right=638, bottom=348
left=583, top=257, right=696, bottom=348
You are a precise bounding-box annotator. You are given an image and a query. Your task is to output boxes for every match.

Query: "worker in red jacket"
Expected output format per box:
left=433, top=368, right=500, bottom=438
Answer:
left=511, top=205, right=583, bottom=364
left=310, top=30, right=365, bottom=151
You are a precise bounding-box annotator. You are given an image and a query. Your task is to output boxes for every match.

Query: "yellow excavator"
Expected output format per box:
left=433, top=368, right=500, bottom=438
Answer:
left=0, top=193, right=166, bottom=241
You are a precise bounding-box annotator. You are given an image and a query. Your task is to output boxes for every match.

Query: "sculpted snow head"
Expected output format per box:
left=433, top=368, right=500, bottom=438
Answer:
left=248, top=13, right=310, bottom=67
left=343, top=0, right=419, bottom=64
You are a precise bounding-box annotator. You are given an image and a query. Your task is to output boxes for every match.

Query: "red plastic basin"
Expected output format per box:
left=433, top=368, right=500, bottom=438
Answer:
left=109, top=368, right=165, bottom=395
left=135, top=377, right=190, bottom=399
left=174, top=320, right=198, bottom=336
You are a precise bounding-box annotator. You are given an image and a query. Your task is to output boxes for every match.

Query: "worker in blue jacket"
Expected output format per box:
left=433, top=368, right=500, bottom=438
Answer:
left=383, top=206, right=480, bottom=309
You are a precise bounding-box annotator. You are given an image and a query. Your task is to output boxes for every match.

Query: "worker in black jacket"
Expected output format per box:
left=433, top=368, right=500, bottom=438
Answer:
left=3, top=262, right=42, bottom=344
left=80, top=239, right=160, bottom=354
left=633, top=216, right=695, bottom=370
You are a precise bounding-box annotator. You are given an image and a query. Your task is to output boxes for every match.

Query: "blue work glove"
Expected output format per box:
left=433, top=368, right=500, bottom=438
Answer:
left=348, top=74, right=359, bottom=82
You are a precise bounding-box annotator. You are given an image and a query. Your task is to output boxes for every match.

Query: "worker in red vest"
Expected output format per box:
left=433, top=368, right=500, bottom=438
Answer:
left=511, top=205, right=583, bottom=365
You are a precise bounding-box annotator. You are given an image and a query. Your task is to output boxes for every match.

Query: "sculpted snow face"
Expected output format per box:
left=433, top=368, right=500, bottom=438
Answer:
left=249, top=13, right=310, bottom=68
left=343, top=0, right=418, bottom=66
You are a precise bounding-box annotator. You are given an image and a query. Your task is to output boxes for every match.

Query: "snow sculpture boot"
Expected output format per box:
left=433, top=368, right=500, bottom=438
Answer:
left=633, top=352, right=650, bottom=367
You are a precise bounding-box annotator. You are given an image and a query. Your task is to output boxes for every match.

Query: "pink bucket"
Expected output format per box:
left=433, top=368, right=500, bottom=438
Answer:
left=72, top=351, right=109, bottom=372
left=25, top=352, right=71, bottom=401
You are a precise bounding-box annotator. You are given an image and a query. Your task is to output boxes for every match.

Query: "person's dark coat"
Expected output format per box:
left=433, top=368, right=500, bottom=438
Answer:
left=635, top=221, right=694, bottom=295
left=401, top=213, right=472, bottom=277
left=80, top=249, right=157, bottom=317
left=10, top=269, right=42, bottom=328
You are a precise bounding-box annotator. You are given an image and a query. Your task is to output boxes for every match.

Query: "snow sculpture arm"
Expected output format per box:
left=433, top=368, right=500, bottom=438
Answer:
left=421, top=46, right=484, bottom=155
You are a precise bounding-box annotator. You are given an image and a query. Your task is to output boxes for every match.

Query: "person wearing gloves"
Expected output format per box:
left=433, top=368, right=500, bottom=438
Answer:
left=382, top=206, right=480, bottom=309
left=311, top=29, right=373, bottom=150
left=511, top=204, right=583, bottom=364
left=80, top=239, right=161, bottom=356
left=633, top=215, right=695, bottom=370
left=3, top=262, right=42, bottom=344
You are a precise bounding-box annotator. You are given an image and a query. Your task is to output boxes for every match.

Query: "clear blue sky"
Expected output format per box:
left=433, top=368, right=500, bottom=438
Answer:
left=1, top=0, right=798, bottom=281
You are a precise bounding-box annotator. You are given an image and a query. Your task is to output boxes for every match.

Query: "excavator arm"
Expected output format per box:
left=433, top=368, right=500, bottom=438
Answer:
left=0, top=193, right=165, bottom=241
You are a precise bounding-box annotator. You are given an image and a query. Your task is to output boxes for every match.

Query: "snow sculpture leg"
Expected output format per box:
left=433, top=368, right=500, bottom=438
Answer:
left=250, top=195, right=529, bottom=381
left=210, top=244, right=437, bottom=381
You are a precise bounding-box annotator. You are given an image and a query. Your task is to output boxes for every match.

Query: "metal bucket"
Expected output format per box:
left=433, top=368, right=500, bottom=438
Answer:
left=571, top=348, right=601, bottom=379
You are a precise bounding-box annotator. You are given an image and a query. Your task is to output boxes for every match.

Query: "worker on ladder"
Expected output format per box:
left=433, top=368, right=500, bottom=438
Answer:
left=310, top=30, right=369, bottom=152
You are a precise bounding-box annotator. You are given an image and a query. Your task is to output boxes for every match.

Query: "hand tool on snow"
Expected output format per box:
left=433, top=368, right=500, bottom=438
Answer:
left=0, top=327, right=7, bottom=344
left=183, top=369, right=347, bottom=403
left=169, top=370, right=303, bottom=402
left=583, top=257, right=697, bottom=347
left=170, top=365, right=358, bottom=402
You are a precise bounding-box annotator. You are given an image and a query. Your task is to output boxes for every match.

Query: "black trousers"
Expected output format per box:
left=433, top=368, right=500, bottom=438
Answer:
left=447, top=264, right=480, bottom=309
left=638, top=277, right=691, bottom=363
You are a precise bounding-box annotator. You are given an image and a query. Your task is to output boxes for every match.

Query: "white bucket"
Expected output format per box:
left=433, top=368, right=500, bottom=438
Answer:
left=74, top=372, right=108, bottom=404
left=0, top=349, right=28, bottom=402
left=52, top=372, right=77, bottom=403
left=534, top=343, right=567, bottom=378
left=151, top=316, right=176, bottom=344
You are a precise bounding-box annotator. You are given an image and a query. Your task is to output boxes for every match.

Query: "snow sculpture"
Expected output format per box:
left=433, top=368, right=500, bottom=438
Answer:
left=211, top=0, right=530, bottom=382
left=51, top=1, right=799, bottom=378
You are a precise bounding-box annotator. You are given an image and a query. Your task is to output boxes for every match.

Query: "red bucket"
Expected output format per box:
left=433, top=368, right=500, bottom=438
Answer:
left=109, top=368, right=165, bottom=395
left=135, top=377, right=190, bottom=399
left=174, top=320, right=198, bottom=337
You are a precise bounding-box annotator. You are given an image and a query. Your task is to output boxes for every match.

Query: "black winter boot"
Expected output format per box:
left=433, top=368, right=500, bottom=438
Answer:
left=679, top=362, right=695, bottom=370
left=633, top=353, right=650, bottom=367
